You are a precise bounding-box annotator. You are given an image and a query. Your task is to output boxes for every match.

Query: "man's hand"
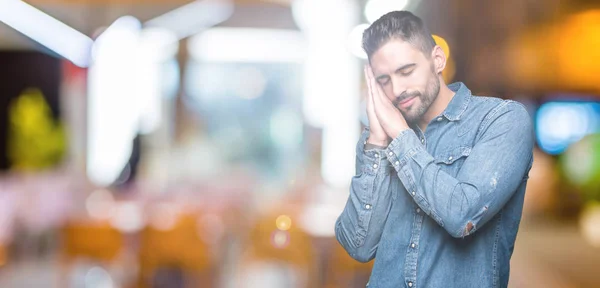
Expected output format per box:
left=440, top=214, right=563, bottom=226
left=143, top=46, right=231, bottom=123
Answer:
left=364, top=66, right=389, bottom=146
left=366, top=66, right=409, bottom=140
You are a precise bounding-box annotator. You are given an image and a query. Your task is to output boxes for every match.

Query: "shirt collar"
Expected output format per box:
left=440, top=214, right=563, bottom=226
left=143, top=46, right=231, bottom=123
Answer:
left=442, top=82, right=471, bottom=121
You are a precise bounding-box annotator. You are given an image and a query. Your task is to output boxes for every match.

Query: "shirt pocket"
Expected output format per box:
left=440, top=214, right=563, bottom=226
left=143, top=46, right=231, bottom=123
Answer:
left=434, top=146, right=472, bottom=175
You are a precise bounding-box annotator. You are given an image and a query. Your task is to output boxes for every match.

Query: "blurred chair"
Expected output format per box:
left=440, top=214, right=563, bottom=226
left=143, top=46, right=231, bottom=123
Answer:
left=323, top=241, right=373, bottom=288
left=137, top=213, right=214, bottom=288
left=235, top=208, right=318, bottom=288
left=60, top=221, right=125, bottom=286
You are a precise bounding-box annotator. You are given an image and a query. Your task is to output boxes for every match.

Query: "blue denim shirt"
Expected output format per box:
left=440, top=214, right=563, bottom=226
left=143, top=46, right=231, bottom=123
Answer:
left=335, top=82, right=534, bottom=288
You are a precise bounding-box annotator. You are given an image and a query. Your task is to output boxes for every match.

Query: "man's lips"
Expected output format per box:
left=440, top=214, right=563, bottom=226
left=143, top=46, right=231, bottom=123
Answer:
left=398, top=96, right=416, bottom=108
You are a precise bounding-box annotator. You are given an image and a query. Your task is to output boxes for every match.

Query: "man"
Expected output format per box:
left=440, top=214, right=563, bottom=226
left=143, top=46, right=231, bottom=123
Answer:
left=335, top=11, right=534, bottom=288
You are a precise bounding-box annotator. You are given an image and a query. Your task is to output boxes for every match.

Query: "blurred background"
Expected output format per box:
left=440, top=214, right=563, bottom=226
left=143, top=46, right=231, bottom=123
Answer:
left=0, top=0, right=599, bottom=287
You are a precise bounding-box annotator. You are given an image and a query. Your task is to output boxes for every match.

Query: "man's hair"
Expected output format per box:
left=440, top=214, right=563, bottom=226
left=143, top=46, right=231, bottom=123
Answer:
left=363, top=11, right=436, bottom=59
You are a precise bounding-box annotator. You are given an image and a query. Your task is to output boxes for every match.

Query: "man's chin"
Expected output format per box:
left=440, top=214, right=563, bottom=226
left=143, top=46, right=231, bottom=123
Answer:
left=401, top=109, right=423, bottom=124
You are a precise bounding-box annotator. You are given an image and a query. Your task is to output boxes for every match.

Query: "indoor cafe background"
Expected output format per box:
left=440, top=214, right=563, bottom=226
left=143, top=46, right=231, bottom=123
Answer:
left=0, top=0, right=599, bottom=287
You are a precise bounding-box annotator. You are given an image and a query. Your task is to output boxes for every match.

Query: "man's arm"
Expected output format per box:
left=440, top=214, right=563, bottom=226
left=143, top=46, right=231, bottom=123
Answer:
left=385, top=101, right=534, bottom=238
left=335, top=127, right=396, bottom=262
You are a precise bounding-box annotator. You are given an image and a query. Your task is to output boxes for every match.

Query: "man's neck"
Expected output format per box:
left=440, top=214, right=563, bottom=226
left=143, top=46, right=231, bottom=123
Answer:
left=418, top=80, right=455, bottom=132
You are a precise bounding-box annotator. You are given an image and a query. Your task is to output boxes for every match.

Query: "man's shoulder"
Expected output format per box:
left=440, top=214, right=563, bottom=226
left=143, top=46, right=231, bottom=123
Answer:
left=468, top=95, right=530, bottom=121
left=463, top=95, right=532, bottom=141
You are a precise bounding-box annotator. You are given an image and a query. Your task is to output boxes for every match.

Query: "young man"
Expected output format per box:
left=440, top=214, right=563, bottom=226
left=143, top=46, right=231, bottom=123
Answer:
left=335, top=11, right=534, bottom=288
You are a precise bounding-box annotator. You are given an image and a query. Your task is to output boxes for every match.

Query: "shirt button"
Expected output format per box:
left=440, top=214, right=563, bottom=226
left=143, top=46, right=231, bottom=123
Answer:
left=448, top=156, right=453, bottom=161
left=395, top=161, right=399, bottom=166
left=375, top=153, right=379, bottom=158
left=408, top=282, right=413, bottom=287
left=411, top=243, right=416, bottom=248
left=364, top=140, right=367, bottom=145
left=373, top=164, right=378, bottom=169
left=420, top=138, right=425, bottom=143
left=412, top=191, right=416, bottom=196
left=365, top=204, right=371, bottom=210
left=416, top=208, right=420, bottom=213
left=388, top=151, right=393, bottom=156
left=437, top=117, right=442, bottom=121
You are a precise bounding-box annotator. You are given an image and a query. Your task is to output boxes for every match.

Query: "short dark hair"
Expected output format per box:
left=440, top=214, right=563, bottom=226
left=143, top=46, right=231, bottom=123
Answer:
left=363, top=11, right=436, bottom=59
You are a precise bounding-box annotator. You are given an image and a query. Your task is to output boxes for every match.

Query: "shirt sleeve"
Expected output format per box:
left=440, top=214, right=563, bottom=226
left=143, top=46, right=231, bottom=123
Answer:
left=335, top=127, right=397, bottom=262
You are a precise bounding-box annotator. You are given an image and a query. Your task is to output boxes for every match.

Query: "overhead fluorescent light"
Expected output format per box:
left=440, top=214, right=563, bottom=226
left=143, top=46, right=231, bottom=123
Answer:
left=0, top=0, right=93, bottom=67
left=145, top=0, right=234, bottom=40
left=87, top=16, right=142, bottom=186
left=188, top=28, right=306, bottom=63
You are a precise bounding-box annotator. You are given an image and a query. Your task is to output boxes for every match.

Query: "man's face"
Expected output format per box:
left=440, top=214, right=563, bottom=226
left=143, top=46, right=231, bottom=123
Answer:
left=369, top=39, right=440, bottom=124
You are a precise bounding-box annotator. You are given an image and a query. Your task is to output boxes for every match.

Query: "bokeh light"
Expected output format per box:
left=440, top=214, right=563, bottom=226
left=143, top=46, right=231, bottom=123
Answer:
left=109, top=202, right=144, bottom=233
left=364, top=0, right=411, bottom=24
left=148, top=202, right=180, bottom=231
left=348, top=24, right=370, bottom=59
left=561, top=134, right=600, bottom=201
left=271, top=230, right=290, bottom=249
left=86, top=189, right=115, bottom=220
left=275, top=215, right=292, bottom=231
left=580, top=202, right=600, bottom=248
left=537, top=102, right=600, bottom=155
left=232, top=66, right=267, bottom=100
left=84, top=266, right=114, bottom=288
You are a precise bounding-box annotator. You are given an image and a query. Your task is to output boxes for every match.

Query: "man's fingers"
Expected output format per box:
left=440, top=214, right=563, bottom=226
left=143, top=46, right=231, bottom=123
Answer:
left=364, top=66, right=371, bottom=99
left=365, top=66, right=377, bottom=113
left=370, top=74, right=384, bottom=109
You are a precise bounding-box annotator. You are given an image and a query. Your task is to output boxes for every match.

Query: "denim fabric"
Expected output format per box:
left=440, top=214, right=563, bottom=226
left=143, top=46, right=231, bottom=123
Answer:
left=335, top=82, right=534, bottom=288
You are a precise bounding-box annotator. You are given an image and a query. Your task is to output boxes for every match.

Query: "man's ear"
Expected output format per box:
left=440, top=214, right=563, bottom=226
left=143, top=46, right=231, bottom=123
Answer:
left=431, top=45, right=447, bottom=75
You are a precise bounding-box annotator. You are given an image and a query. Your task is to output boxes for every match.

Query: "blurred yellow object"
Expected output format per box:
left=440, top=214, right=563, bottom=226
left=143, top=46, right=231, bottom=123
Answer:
left=138, top=213, right=213, bottom=287
left=0, top=244, right=7, bottom=267
left=61, top=221, right=124, bottom=262
left=506, top=9, right=600, bottom=92
left=432, top=34, right=455, bottom=83
left=7, top=88, right=66, bottom=171
left=276, top=214, right=292, bottom=231
left=556, top=10, right=600, bottom=92
left=432, top=34, right=450, bottom=59
left=324, top=241, right=374, bottom=288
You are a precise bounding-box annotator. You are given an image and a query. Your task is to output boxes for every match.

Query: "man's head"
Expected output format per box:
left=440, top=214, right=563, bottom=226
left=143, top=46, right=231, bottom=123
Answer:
left=363, top=11, right=447, bottom=123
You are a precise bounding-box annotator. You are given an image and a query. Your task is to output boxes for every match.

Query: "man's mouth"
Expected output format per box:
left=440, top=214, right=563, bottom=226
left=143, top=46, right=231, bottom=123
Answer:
left=400, top=97, right=416, bottom=109
left=395, top=95, right=417, bottom=109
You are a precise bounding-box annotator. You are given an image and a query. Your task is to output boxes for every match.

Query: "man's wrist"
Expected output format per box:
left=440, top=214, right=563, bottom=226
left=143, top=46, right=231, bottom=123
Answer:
left=367, top=137, right=389, bottom=147
left=391, top=124, right=411, bottom=140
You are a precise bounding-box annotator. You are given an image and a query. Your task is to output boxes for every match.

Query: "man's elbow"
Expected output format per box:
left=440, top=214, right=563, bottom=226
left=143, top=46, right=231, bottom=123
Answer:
left=442, top=196, right=489, bottom=238
left=338, top=240, right=375, bottom=263
left=335, top=225, right=375, bottom=262
left=443, top=203, right=491, bottom=239
left=349, top=249, right=375, bottom=263
left=445, top=220, right=476, bottom=238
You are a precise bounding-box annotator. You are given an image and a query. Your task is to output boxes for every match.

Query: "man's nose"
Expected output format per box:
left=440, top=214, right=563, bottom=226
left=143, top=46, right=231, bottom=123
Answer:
left=391, top=78, right=406, bottom=99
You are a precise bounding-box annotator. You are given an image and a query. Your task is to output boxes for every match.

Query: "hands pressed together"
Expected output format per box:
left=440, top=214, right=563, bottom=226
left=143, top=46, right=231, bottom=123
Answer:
left=364, top=66, right=410, bottom=147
